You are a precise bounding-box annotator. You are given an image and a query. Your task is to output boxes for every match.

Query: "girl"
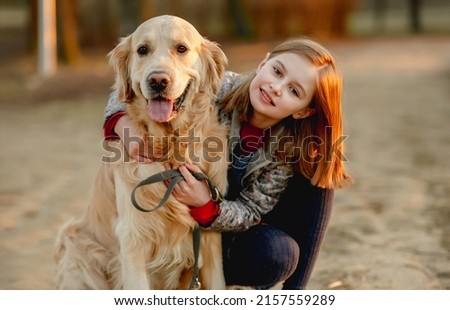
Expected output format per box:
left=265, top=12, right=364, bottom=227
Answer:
left=104, top=37, right=352, bottom=289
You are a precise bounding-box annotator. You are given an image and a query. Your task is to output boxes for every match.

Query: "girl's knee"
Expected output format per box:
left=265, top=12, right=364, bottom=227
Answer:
left=269, top=233, right=300, bottom=274
left=255, top=225, right=300, bottom=280
left=222, top=225, right=300, bottom=287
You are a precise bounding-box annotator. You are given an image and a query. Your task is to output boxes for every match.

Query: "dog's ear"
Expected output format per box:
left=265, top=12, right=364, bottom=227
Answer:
left=108, top=35, right=134, bottom=102
left=200, top=39, right=228, bottom=96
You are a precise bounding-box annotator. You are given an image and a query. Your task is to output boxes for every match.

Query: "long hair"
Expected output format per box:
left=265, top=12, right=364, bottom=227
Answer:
left=222, top=37, right=352, bottom=189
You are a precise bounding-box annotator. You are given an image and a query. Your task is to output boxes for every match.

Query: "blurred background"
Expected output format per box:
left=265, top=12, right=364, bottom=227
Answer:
left=2, top=0, right=450, bottom=73
left=0, top=0, right=449, bottom=290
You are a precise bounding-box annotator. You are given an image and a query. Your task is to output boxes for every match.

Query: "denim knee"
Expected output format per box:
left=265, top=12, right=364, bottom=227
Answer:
left=260, top=225, right=300, bottom=283
left=223, top=224, right=300, bottom=287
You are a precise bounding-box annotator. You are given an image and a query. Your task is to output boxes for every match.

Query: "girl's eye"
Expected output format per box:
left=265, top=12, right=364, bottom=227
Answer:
left=137, top=46, right=148, bottom=55
left=289, top=86, right=299, bottom=97
left=273, top=66, right=282, bottom=76
left=177, top=44, right=188, bottom=54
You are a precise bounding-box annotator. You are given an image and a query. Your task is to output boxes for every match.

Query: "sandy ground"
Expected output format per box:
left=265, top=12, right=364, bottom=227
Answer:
left=0, top=36, right=449, bottom=290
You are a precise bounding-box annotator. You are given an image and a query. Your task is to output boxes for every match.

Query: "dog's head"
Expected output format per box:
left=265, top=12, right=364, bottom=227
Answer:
left=108, top=15, right=227, bottom=124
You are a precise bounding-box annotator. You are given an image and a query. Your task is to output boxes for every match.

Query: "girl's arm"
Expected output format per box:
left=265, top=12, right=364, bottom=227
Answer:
left=103, top=93, right=153, bottom=163
left=175, top=162, right=294, bottom=232
left=114, top=114, right=154, bottom=163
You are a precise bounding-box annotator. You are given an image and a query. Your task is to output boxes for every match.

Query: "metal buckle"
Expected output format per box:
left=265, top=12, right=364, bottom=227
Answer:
left=211, top=187, right=223, bottom=203
left=193, top=277, right=202, bottom=290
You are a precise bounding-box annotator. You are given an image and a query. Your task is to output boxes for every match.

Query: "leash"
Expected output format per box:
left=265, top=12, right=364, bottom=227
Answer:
left=130, top=168, right=223, bottom=290
left=131, top=169, right=223, bottom=212
left=190, top=225, right=202, bottom=290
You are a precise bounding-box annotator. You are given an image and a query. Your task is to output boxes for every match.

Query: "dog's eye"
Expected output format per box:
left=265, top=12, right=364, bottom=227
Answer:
left=176, top=44, right=188, bottom=54
left=137, top=46, right=148, bottom=55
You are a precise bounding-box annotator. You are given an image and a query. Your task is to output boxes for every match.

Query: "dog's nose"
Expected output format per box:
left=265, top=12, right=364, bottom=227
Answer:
left=148, top=72, right=171, bottom=93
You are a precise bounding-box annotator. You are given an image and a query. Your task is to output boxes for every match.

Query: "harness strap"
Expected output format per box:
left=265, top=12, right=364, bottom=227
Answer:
left=130, top=168, right=223, bottom=290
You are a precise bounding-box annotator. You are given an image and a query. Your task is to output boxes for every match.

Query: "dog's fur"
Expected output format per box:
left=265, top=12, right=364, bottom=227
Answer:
left=54, top=15, right=228, bottom=290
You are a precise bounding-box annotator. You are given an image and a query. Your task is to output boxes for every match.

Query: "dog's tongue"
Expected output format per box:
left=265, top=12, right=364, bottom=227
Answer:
left=147, top=99, right=173, bottom=122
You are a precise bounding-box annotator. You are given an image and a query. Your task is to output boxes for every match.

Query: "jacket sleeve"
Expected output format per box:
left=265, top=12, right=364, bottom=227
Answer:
left=217, top=71, right=241, bottom=101
left=104, top=91, right=126, bottom=123
left=209, top=163, right=294, bottom=232
left=103, top=111, right=126, bottom=139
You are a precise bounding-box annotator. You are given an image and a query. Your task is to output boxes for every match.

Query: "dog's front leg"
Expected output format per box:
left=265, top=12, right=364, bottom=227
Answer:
left=121, top=242, right=150, bottom=290
left=199, top=231, right=226, bottom=290
left=118, top=234, right=150, bottom=290
left=114, top=173, right=150, bottom=290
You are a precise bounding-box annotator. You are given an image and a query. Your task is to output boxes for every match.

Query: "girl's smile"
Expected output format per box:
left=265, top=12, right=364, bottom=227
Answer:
left=259, top=88, right=275, bottom=106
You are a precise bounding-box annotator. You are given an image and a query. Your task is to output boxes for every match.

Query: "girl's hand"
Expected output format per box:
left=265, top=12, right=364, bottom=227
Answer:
left=172, top=164, right=211, bottom=207
left=115, top=115, right=153, bottom=163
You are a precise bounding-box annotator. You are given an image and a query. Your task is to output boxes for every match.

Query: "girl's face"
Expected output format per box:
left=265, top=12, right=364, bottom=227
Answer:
left=249, top=52, right=318, bottom=128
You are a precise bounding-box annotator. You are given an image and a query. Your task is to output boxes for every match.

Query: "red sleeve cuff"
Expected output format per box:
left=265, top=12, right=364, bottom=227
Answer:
left=189, top=200, right=220, bottom=227
left=103, top=111, right=127, bottom=140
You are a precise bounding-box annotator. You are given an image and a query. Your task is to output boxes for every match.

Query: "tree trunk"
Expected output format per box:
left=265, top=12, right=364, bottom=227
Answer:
left=28, top=0, right=38, bottom=53
left=409, top=0, right=422, bottom=33
left=57, top=0, right=82, bottom=64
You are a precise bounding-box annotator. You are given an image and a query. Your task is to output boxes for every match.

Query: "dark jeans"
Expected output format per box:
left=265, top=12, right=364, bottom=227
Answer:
left=222, top=173, right=334, bottom=289
left=222, top=224, right=300, bottom=288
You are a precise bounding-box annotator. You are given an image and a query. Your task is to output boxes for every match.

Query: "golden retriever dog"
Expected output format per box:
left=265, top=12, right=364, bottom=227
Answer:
left=54, top=15, right=228, bottom=290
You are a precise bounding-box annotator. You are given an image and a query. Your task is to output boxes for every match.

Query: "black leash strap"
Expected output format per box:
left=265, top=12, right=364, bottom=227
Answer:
left=189, top=226, right=202, bottom=290
left=130, top=168, right=223, bottom=289
left=131, top=169, right=184, bottom=212
left=131, top=168, right=223, bottom=212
